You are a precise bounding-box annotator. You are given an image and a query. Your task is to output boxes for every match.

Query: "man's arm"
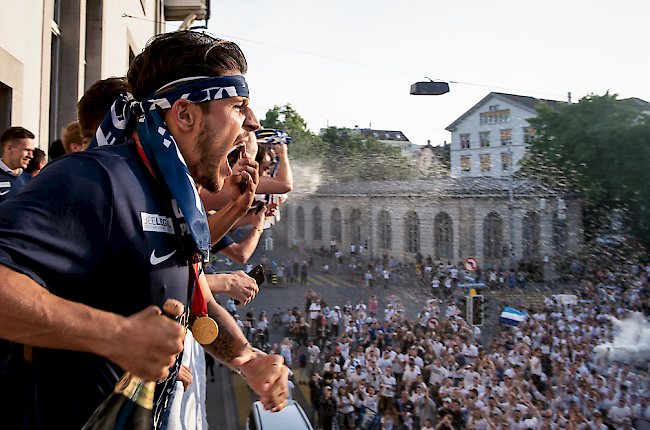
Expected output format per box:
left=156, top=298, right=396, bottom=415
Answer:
left=257, top=143, right=293, bottom=194
left=218, top=203, right=278, bottom=264
left=217, top=230, right=263, bottom=265
left=0, top=264, right=184, bottom=381
left=206, top=271, right=258, bottom=306
left=197, top=272, right=288, bottom=411
left=204, top=156, right=260, bottom=244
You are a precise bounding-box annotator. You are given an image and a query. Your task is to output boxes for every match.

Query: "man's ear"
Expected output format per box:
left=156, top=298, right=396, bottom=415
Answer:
left=166, top=99, right=200, bottom=133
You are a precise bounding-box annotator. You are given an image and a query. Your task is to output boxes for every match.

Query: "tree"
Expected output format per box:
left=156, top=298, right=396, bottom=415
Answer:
left=319, top=127, right=414, bottom=182
left=260, top=104, right=326, bottom=160
left=260, top=104, right=414, bottom=182
left=518, top=93, right=650, bottom=245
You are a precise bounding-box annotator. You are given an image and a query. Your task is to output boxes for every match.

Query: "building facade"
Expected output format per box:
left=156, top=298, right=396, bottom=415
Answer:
left=276, top=177, right=582, bottom=272
left=446, top=92, right=563, bottom=179
left=0, top=0, right=208, bottom=153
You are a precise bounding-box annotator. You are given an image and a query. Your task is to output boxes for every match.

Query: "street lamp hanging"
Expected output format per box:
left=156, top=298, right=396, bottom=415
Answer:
left=410, top=78, right=450, bottom=95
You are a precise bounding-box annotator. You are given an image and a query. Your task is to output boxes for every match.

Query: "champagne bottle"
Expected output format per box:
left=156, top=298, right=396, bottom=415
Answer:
left=82, top=299, right=185, bottom=430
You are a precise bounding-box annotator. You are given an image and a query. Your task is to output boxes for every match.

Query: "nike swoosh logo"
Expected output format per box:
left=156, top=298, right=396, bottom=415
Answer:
left=150, top=249, right=177, bottom=265
left=0, top=190, right=8, bottom=196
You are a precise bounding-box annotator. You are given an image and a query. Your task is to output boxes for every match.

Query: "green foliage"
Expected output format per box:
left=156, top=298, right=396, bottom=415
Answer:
left=260, top=104, right=326, bottom=160
left=319, top=127, right=414, bottom=182
left=260, top=104, right=414, bottom=182
left=518, top=93, right=650, bottom=244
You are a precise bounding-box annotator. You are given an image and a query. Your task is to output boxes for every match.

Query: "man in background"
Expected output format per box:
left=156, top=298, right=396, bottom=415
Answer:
left=0, top=126, right=34, bottom=202
left=25, top=148, right=46, bottom=177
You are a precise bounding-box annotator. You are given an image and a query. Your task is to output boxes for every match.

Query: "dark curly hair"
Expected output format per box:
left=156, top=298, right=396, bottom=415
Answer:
left=77, top=77, right=128, bottom=135
left=127, top=31, right=247, bottom=101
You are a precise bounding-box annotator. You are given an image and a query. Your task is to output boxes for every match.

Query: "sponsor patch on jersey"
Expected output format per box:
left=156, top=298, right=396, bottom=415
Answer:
left=141, top=212, right=175, bottom=234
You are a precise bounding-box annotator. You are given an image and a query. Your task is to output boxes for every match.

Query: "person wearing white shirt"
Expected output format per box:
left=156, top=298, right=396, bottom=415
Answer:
left=425, top=359, right=448, bottom=386
left=349, top=365, right=366, bottom=385
left=377, top=351, right=393, bottom=373
left=385, top=304, right=396, bottom=322
left=328, top=306, right=342, bottom=337
left=402, top=360, right=422, bottom=384
left=323, top=356, right=341, bottom=374
left=608, top=398, right=632, bottom=425
left=308, top=299, right=322, bottom=335
left=361, top=386, right=379, bottom=412
left=378, top=367, right=397, bottom=413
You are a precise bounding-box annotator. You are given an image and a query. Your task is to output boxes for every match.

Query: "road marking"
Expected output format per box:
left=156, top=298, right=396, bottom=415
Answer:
left=312, top=273, right=340, bottom=287
left=232, top=373, right=252, bottom=426
left=298, top=383, right=311, bottom=405
left=308, top=276, right=325, bottom=287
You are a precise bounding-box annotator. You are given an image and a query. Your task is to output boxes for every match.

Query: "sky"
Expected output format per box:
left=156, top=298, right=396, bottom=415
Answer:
left=178, top=0, right=649, bottom=147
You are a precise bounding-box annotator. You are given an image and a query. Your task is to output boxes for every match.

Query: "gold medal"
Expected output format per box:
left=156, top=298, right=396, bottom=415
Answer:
left=191, top=316, right=219, bottom=345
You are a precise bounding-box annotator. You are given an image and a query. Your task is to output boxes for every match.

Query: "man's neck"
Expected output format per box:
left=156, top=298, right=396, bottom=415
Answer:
left=0, top=158, right=20, bottom=176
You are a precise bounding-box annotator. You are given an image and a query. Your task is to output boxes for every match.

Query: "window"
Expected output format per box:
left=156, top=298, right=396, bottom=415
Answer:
left=500, top=129, right=512, bottom=146
left=350, top=209, right=362, bottom=244
left=501, top=153, right=510, bottom=171
left=331, top=208, right=342, bottom=243
left=0, top=82, right=11, bottom=134
left=296, top=206, right=305, bottom=238
left=461, top=156, right=471, bottom=172
left=480, top=154, right=491, bottom=172
left=523, top=126, right=535, bottom=144
left=460, top=133, right=470, bottom=149
left=553, top=213, right=568, bottom=255
left=435, top=212, right=453, bottom=259
left=312, top=207, right=322, bottom=241
left=479, top=131, right=490, bottom=147
left=404, top=211, right=420, bottom=253
left=484, top=212, right=502, bottom=260
left=522, top=212, right=540, bottom=259
left=481, top=106, right=510, bottom=125
left=378, top=210, right=391, bottom=250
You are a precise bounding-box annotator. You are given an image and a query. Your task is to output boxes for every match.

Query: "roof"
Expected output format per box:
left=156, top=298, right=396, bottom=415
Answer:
left=445, top=92, right=564, bottom=132
left=620, top=97, right=650, bottom=111
left=312, top=177, right=574, bottom=199
left=352, top=128, right=410, bottom=142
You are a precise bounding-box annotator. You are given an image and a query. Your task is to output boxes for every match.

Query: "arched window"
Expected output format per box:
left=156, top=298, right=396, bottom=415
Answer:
left=522, top=211, right=540, bottom=259
left=296, top=206, right=305, bottom=238
left=377, top=210, right=391, bottom=250
left=312, top=207, right=322, bottom=241
left=331, top=208, right=342, bottom=245
left=484, top=212, right=502, bottom=260
left=553, top=212, right=568, bottom=255
left=404, top=211, right=420, bottom=253
left=350, top=209, right=362, bottom=245
left=435, top=212, right=453, bottom=259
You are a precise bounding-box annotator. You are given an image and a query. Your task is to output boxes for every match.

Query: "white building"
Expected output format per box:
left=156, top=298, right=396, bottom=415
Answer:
left=276, top=177, right=582, bottom=272
left=0, top=0, right=208, bottom=152
left=446, top=92, right=563, bottom=179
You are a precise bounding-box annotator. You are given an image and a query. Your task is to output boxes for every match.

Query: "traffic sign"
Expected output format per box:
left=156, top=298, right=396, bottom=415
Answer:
left=427, top=317, right=439, bottom=329
left=464, top=257, right=478, bottom=272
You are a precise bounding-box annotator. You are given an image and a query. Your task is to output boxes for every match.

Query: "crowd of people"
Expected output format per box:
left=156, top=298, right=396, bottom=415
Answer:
left=237, top=259, right=650, bottom=430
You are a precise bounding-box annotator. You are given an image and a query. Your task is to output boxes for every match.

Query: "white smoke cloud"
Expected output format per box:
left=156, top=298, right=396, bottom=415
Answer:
left=594, top=312, right=650, bottom=363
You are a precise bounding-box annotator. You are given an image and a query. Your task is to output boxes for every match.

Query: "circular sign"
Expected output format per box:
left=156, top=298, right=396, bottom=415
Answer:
left=428, top=317, right=439, bottom=329
left=464, top=257, right=478, bottom=272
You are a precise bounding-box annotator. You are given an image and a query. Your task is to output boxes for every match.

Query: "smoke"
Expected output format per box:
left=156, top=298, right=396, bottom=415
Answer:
left=594, top=312, right=650, bottom=363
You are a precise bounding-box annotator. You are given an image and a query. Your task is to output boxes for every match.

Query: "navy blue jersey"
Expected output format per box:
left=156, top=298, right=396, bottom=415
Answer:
left=0, top=169, right=31, bottom=203
left=212, top=234, right=234, bottom=253
left=0, top=141, right=197, bottom=429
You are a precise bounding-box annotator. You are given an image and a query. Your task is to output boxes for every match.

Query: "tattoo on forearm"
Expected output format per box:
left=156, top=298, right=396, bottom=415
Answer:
left=203, top=312, right=238, bottom=362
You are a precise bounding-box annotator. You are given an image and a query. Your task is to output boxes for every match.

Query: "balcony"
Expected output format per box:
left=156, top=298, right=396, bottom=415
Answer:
left=164, top=0, right=210, bottom=22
